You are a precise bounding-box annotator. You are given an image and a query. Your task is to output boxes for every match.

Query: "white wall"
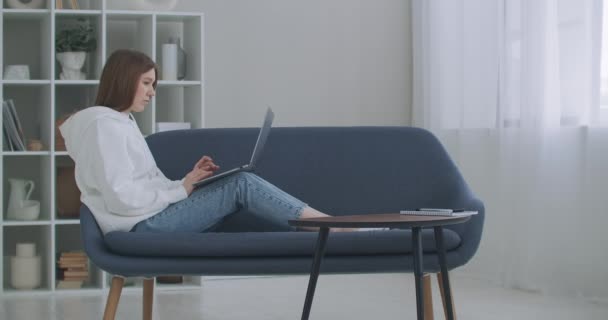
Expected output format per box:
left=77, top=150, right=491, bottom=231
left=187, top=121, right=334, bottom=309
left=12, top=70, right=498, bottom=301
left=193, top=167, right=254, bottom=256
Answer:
left=174, top=0, right=411, bottom=127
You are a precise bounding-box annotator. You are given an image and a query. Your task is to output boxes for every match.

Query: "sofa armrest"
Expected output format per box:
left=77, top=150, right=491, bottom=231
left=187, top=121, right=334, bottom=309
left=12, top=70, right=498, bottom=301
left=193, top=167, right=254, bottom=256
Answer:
left=446, top=197, right=485, bottom=268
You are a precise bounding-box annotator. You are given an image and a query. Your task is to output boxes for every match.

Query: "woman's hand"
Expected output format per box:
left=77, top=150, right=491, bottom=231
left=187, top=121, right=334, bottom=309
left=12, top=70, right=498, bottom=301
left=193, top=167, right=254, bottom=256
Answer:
left=182, top=156, right=220, bottom=195
left=194, top=155, right=220, bottom=172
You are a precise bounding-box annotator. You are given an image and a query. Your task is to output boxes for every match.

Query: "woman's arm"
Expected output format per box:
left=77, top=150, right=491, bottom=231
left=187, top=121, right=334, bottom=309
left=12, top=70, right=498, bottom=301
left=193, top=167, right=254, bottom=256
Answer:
left=88, top=119, right=188, bottom=217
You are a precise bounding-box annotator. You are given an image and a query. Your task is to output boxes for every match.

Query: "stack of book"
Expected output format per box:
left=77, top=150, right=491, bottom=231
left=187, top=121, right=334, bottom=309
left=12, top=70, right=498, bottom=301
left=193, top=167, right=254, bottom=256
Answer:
left=2, top=99, right=26, bottom=151
left=56, top=251, right=89, bottom=289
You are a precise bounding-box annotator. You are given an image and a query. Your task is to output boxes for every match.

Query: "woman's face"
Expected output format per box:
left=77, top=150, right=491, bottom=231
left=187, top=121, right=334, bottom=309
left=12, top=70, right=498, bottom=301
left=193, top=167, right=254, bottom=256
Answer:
left=127, top=68, right=156, bottom=113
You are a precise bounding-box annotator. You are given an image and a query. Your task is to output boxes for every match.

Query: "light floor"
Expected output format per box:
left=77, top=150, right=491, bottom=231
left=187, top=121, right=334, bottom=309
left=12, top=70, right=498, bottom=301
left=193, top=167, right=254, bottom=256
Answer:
left=1, top=273, right=607, bottom=319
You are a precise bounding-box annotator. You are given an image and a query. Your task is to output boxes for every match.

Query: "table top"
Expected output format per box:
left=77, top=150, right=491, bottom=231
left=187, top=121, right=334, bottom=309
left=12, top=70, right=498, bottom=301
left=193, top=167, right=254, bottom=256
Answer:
left=288, top=213, right=471, bottom=229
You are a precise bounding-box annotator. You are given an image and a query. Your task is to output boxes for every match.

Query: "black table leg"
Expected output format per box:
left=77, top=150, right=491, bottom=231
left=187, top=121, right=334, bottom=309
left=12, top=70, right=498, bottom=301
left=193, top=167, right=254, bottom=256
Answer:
left=434, top=226, right=455, bottom=320
left=301, top=227, right=330, bottom=320
left=412, top=226, right=424, bottom=320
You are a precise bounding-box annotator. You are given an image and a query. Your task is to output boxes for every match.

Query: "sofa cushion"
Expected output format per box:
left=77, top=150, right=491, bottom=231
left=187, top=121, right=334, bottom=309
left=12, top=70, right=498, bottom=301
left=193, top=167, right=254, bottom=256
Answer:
left=104, top=229, right=461, bottom=257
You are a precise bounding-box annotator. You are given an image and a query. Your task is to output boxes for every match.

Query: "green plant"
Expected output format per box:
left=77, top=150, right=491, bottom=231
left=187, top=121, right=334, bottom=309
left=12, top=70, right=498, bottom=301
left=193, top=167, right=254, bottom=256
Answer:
left=55, top=18, right=97, bottom=53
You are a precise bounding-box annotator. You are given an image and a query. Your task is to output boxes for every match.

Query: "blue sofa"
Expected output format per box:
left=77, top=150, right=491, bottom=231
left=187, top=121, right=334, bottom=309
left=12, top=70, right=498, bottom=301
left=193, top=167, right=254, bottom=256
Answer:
left=80, top=126, right=484, bottom=319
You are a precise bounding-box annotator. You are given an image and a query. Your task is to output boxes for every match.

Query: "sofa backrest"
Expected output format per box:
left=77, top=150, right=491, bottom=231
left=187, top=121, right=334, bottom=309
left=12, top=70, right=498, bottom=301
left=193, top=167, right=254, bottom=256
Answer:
left=146, top=127, right=475, bottom=231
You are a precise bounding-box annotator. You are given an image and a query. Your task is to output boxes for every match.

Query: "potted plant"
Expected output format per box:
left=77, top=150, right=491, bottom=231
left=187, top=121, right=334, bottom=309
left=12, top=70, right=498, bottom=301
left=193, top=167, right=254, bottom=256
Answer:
left=55, top=18, right=97, bottom=80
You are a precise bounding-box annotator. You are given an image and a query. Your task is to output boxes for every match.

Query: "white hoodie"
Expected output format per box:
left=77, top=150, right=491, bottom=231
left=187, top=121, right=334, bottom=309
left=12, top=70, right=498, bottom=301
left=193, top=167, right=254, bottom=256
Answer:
left=60, top=106, right=188, bottom=234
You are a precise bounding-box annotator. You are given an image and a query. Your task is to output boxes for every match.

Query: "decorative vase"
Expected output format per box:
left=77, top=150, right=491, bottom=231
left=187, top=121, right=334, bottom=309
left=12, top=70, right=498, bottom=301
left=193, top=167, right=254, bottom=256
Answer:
left=162, top=37, right=186, bottom=80
left=6, top=0, right=45, bottom=9
left=10, top=243, right=41, bottom=290
left=162, top=43, right=178, bottom=80
left=56, top=166, right=81, bottom=218
left=56, top=52, right=87, bottom=80
left=6, top=178, right=40, bottom=221
left=175, top=37, right=187, bottom=80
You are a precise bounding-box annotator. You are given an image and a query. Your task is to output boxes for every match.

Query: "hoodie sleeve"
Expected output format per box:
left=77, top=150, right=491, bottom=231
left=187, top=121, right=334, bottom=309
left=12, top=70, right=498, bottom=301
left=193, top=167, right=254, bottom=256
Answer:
left=88, top=119, right=188, bottom=217
left=154, top=167, right=186, bottom=189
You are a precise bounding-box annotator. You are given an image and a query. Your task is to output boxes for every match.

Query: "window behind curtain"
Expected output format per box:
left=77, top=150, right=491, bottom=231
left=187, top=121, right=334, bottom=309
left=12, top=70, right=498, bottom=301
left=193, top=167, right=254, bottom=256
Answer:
left=600, top=0, right=608, bottom=119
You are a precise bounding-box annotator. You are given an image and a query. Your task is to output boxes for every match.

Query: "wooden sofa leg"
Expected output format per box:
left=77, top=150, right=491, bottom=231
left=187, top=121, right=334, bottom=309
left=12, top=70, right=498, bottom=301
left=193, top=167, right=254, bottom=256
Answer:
left=437, top=272, right=456, bottom=320
left=423, top=274, right=434, bottom=320
left=143, top=278, right=155, bottom=320
left=103, top=276, right=125, bottom=320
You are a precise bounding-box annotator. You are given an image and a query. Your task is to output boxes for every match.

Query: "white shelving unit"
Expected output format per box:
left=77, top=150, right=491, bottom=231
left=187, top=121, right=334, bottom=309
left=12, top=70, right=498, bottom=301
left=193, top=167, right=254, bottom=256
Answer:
left=0, top=0, right=204, bottom=295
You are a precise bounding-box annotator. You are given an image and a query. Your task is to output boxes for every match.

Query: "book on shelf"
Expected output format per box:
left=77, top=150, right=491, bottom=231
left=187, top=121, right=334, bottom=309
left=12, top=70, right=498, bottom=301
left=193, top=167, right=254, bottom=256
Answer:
left=56, top=0, right=80, bottom=9
left=58, top=263, right=88, bottom=269
left=60, top=251, right=87, bottom=257
left=56, top=251, right=90, bottom=283
left=64, top=270, right=89, bottom=277
left=3, top=123, right=14, bottom=151
left=58, top=256, right=88, bottom=262
left=2, top=99, right=26, bottom=151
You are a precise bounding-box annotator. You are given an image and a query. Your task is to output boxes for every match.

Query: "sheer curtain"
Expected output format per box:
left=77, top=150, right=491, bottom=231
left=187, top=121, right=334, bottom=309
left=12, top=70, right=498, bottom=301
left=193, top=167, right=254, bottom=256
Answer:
left=412, top=0, right=608, bottom=299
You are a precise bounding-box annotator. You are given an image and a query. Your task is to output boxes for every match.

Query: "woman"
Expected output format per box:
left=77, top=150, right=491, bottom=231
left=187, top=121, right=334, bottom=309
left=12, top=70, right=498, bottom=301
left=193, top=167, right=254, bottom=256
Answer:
left=60, top=49, right=361, bottom=234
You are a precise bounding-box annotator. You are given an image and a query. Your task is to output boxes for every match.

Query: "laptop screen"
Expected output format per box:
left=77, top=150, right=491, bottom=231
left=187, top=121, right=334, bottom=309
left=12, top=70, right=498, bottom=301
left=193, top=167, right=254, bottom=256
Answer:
left=248, top=107, right=274, bottom=169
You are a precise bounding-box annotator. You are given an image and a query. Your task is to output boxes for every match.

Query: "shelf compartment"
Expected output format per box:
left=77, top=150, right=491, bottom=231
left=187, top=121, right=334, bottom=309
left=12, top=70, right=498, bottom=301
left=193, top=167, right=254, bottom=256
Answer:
left=3, top=155, right=52, bottom=222
left=155, top=85, right=203, bottom=129
left=55, top=15, right=103, bottom=80
left=106, top=13, right=154, bottom=59
left=2, top=13, right=52, bottom=80
left=3, top=225, right=51, bottom=291
left=155, top=15, right=202, bottom=82
left=2, top=84, right=52, bottom=151
left=54, top=82, right=98, bottom=113
left=55, top=224, right=102, bottom=290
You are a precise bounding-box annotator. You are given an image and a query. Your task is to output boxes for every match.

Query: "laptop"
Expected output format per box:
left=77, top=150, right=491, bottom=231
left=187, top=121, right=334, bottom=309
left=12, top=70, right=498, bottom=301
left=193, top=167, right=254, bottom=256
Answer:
left=193, top=107, right=275, bottom=188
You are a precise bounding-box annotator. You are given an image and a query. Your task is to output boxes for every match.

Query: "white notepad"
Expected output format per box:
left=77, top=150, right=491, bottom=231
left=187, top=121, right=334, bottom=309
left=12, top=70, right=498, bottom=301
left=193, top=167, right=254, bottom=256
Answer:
left=399, top=209, right=478, bottom=217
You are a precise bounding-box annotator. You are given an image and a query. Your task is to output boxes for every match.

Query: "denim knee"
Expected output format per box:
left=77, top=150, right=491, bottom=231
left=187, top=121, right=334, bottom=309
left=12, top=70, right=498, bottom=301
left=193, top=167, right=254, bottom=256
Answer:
left=231, top=171, right=259, bottom=185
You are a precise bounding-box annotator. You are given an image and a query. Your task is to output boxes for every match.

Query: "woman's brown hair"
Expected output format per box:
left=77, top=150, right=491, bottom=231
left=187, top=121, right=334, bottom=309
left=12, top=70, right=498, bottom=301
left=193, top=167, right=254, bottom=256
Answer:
left=95, top=49, right=158, bottom=112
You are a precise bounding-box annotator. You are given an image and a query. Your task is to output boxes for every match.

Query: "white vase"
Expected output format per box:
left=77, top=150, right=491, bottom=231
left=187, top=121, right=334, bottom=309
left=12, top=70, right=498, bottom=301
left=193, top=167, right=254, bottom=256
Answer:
left=162, top=43, right=178, bottom=80
left=56, top=52, right=87, bottom=80
left=10, top=243, right=41, bottom=290
left=7, top=178, right=37, bottom=220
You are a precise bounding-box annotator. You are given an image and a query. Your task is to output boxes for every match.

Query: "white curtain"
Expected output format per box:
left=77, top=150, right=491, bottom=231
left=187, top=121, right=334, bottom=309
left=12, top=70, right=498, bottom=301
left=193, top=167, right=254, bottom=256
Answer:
left=412, top=0, right=608, bottom=299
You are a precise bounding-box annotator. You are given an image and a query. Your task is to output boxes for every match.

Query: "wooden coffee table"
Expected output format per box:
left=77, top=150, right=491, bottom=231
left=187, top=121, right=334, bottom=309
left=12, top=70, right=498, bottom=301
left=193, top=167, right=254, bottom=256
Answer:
left=289, top=213, right=471, bottom=320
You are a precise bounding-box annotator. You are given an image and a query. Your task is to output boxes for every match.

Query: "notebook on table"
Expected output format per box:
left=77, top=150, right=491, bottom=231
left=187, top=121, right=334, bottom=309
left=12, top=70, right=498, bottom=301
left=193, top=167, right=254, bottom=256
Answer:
left=193, top=107, right=274, bottom=188
left=399, top=208, right=478, bottom=217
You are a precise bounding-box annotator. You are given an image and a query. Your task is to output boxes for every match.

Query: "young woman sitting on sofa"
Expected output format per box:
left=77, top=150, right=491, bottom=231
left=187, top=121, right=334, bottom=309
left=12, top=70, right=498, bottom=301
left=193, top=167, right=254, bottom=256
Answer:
left=60, top=49, right=375, bottom=234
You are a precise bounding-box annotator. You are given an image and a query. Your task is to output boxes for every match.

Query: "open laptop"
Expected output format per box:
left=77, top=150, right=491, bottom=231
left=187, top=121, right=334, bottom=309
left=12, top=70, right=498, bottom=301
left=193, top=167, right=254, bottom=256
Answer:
left=193, top=107, right=275, bottom=188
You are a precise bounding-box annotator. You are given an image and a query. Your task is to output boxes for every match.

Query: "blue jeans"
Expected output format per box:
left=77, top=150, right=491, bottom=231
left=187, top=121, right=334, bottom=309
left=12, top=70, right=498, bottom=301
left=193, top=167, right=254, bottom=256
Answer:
left=132, top=172, right=306, bottom=232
